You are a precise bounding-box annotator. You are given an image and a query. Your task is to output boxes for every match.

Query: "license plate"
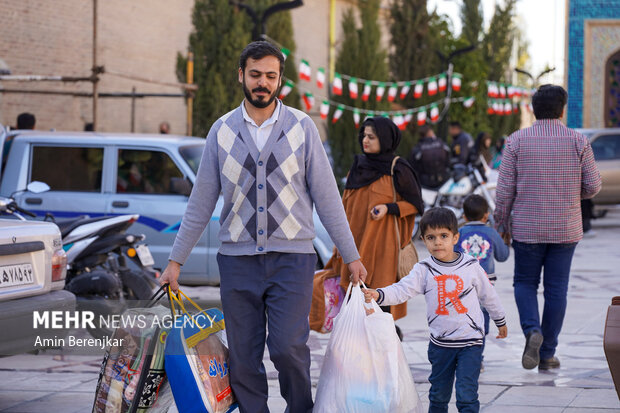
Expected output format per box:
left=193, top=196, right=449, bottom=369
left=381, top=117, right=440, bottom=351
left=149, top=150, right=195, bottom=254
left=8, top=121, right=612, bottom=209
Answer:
left=0, top=263, right=34, bottom=288
left=135, top=244, right=155, bottom=267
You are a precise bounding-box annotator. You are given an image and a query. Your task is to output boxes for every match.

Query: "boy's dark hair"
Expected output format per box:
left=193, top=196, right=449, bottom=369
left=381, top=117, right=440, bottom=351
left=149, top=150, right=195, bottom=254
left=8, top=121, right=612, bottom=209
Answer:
left=532, top=84, right=567, bottom=119
left=463, top=194, right=489, bottom=221
left=16, top=112, right=35, bottom=129
left=239, top=41, right=285, bottom=75
left=420, top=207, right=459, bottom=236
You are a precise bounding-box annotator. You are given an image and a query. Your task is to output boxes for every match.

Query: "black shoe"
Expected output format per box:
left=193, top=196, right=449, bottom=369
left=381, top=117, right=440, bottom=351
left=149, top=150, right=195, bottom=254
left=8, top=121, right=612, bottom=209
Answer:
left=522, top=331, right=543, bottom=369
left=539, top=356, right=561, bottom=370
left=395, top=325, right=403, bottom=342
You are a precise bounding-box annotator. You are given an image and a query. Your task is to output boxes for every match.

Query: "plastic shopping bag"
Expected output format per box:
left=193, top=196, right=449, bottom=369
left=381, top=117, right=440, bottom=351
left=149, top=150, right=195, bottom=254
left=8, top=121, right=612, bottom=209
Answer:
left=164, top=288, right=237, bottom=413
left=314, top=283, right=422, bottom=413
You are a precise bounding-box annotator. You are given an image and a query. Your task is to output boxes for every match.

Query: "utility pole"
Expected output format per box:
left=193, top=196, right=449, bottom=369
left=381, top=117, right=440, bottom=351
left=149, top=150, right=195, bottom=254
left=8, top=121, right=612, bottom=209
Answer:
left=92, top=0, right=98, bottom=131
left=186, top=52, right=194, bottom=136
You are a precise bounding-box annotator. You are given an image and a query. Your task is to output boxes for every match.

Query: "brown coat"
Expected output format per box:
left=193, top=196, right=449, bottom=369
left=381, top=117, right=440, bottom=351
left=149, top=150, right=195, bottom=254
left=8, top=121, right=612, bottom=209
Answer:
left=310, top=175, right=418, bottom=332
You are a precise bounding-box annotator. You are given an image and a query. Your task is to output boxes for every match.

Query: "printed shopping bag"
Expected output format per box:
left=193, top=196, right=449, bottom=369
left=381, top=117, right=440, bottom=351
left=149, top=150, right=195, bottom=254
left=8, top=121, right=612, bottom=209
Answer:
left=92, top=286, right=174, bottom=413
left=164, top=288, right=237, bottom=413
left=314, top=282, right=422, bottom=413
left=322, top=276, right=345, bottom=333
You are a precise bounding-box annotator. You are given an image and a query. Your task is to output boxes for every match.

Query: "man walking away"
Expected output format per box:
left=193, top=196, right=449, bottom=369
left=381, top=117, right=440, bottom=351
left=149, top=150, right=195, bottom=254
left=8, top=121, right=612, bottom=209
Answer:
left=494, top=84, right=601, bottom=371
left=408, top=125, right=450, bottom=189
left=159, top=41, right=366, bottom=413
left=448, top=121, right=474, bottom=165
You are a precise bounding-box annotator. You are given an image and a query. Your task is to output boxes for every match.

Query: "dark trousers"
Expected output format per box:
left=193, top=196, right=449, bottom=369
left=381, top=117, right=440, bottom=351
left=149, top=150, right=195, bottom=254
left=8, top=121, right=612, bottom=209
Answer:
left=217, top=252, right=317, bottom=413
left=481, top=307, right=490, bottom=359
left=512, top=241, right=578, bottom=360
left=427, top=342, right=483, bottom=413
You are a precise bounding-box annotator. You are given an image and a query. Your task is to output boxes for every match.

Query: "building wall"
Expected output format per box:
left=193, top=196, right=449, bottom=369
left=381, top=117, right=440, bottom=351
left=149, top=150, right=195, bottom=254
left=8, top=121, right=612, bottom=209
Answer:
left=566, top=0, right=620, bottom=128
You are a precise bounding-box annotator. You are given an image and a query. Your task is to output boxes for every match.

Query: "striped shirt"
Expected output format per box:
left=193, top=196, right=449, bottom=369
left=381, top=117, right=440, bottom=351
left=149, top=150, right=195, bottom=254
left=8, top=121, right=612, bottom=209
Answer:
left=494, top=119, right=601, bottom=244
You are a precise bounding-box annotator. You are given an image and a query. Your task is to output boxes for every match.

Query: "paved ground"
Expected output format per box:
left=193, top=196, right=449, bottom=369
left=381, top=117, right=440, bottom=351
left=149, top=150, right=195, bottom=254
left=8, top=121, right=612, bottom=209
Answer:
left=1, top=207, right=619, bottom=412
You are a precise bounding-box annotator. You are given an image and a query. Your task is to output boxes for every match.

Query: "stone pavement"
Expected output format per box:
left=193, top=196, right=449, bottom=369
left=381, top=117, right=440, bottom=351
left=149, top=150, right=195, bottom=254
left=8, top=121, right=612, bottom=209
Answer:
left=1, top=208, right=620, bottom=412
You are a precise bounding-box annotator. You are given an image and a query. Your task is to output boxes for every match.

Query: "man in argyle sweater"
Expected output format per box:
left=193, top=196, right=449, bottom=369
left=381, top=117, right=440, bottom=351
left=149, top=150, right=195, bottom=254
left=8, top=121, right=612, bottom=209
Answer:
left=160, top=41, right=367, bottom=413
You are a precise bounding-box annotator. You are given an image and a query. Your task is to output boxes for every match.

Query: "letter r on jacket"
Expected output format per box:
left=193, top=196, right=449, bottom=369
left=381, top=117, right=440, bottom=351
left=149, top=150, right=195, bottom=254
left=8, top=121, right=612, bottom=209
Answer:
left=434, top=274, right=468, bottom=315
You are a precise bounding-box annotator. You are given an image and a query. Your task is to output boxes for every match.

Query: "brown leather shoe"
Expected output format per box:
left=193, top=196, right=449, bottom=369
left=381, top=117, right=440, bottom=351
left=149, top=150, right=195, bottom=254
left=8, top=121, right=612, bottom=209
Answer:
left=539, top=356, right=561, bottom=370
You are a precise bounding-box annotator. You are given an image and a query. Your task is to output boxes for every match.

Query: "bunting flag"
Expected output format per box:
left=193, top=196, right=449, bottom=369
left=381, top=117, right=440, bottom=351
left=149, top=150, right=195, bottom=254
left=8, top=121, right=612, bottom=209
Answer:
left=393, top=114, right=406, bottom=130
left=438, top=74, right=447, bottom=92
left=463, top=96, right=475, bottom=108
left=487, top=101, right=494, bottom=115
left=362, top=80, right=372, bottom=101
left=367, top=111, right=375, bottom=118
left=376, top=82, right=386, bottom=101
left=278, top=79, right=294, bottom=99
left=302, top=92, right=315, bottom=111
left=499, top=84, right=507, bottom=98
left=400, top=82, right=411, bottom=100
left=504, top=101, right=512, bottom=114
left=513, top=102, right=519, bottom=114
left=349, top=77, right=359, bottom=99
left=493, top=100, right=502, bottom=115
left=316, top=67, right=326, bottom=89
left=332, top=105, right=344, bottom=123
left=332, top=72, right=343, bottom=95
left=299, top=59, right=311, bottom=81
left=387, top=84, right=398, bottom=102
left=414, top=81, right=424, bottom=99
left=417, top=109, right=427, bottom=125
left=507, top=85, right=515, bottom=98
left=488, top=82, right=498, bottom=98
left=452, top=74, right=462, bottom=92
left=404, top=111, right=414, bottom=128
left=320, top=100, right=330, bottom=119
left=427, top=77, right=438, bottom=96
left=281, top=48, right=290, bottom=61
left=353, top=109, right=361, bottom=128
left=430, top=104, right=439, bottom=123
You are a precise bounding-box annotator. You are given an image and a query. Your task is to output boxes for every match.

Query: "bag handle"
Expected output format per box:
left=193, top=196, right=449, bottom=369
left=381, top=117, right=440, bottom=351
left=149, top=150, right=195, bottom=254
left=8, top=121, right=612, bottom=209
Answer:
left=360, top=281, right=383, bottom=313
left=390, top=157, right=403, bottom=252
left=167, top=287, right=219, bottom=332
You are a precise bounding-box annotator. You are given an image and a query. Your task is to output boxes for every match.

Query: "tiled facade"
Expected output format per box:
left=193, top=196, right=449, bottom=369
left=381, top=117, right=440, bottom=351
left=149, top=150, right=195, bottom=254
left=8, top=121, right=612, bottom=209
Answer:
left=567, top=0, right=620, bottom=128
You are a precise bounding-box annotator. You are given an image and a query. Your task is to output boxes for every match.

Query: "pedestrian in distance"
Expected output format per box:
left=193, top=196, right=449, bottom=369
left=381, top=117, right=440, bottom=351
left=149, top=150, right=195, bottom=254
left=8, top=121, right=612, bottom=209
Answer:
left=448, top=121, right=474, bottom=165
left=494, top=84, right=601, bottom=371
left=408, top=125, right=451, bottom=189
left=474, top=132, right=493, bottom=165
left=159, top=40, right=366, bottom=413
left=159, top=121, right=170, bottom=134
left=364, top=207, right=507, bottom=413
left=456, top=194, right=510, bottom=371
left=309, top=116, right=424, bottom=339
left=16, top=112, right=36, bottom=130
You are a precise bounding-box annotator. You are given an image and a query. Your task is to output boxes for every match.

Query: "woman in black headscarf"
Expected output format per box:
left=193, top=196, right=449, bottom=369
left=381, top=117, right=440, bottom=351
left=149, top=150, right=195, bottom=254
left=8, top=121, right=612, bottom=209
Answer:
left=311, top=117, right=423, bottom=334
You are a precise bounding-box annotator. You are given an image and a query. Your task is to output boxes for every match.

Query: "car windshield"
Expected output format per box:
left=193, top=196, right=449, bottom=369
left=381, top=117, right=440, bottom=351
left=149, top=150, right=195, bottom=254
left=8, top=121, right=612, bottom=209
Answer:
left=179, top=144, right=204, bottom=175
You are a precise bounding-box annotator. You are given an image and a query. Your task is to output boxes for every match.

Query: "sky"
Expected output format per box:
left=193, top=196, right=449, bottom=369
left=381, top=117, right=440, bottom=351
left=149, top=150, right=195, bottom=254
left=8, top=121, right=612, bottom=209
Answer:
left=427, top=0, right=566, bottom=86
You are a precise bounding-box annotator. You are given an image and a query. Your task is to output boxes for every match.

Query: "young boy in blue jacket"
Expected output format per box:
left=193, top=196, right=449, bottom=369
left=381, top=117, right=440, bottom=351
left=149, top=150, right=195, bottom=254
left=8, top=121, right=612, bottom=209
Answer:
left=457, top=194, right=510, bottom=369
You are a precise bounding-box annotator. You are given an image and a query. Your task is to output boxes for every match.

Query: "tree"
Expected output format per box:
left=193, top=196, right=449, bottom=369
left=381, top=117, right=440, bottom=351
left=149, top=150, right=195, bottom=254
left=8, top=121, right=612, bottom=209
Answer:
left=328, top=0, right=390, bottom=183
left=177, top=0, right=251, bottom=137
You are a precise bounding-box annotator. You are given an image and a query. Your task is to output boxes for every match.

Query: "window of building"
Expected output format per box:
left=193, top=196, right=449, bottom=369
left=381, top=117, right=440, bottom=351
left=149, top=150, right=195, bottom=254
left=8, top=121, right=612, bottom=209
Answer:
left=31, top=146, right=103, bottom=192
left=605, top=49, right=620, bottom=128
left=116, top=149, right=184, bottom=194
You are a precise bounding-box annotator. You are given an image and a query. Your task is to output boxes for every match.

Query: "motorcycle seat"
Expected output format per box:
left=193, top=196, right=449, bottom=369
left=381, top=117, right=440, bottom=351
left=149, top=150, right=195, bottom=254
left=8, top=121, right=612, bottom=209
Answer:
left=56, top=215, right=110, bottom=239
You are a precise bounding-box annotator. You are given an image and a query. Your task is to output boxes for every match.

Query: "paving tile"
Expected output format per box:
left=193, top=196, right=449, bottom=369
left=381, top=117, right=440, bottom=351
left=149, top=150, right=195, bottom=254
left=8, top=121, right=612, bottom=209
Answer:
left=493, top=386, right=581, bottom=407
left=0, top=391, right=51, bottom=411
left=568, top=388, right=620, bottom=409
left=564, top=408, right=620, bottom=413
left=482, top=406, right=564, bottom=413
left=6, top=392, right=95, bottom=413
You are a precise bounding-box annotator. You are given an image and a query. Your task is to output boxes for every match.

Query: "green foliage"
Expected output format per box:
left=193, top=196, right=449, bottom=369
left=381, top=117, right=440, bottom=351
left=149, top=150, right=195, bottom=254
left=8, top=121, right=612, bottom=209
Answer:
left=328, top=0, right=390, bottom=183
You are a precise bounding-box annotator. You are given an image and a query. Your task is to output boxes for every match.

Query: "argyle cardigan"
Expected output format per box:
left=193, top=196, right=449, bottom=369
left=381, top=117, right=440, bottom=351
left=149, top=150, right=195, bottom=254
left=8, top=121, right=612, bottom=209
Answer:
left=169, top=102, right=360, bottom=264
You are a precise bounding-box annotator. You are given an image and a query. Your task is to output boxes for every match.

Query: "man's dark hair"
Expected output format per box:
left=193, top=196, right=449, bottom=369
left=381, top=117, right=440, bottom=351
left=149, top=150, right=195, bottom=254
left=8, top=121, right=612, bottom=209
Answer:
left=239, top=41, right=285, bottom=75
left=532, top=84, right=567, bottom=119
left=463, top=194, right=489, bottom=221
left=418, top=125, right=432, bottom=139
left=16, top=112, right=35, bottom=129
left=449, top=121, right=462, bottom=129
left=420, top=207, right=459, bottom=236
left=84, top=122, right=94, bottom=131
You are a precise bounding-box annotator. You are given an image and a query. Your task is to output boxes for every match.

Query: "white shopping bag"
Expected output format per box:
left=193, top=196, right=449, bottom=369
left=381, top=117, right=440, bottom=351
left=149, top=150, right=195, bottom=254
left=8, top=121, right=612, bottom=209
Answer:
left=314, top=282, right=422, bottom=413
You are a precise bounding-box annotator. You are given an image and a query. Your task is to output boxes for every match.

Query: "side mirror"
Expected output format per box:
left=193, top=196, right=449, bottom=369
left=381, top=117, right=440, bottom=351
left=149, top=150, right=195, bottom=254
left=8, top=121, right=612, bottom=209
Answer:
left=26, top=181, right=50, bottom=194
left=170, top=177, right=192, bottom=196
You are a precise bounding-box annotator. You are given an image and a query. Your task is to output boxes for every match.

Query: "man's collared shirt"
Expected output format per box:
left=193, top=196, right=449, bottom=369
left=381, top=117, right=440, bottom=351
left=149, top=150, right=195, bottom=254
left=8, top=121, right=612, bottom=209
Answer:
left=494, top=119, right=601, bottom=244
left=241, top=99, right=281, bottom=151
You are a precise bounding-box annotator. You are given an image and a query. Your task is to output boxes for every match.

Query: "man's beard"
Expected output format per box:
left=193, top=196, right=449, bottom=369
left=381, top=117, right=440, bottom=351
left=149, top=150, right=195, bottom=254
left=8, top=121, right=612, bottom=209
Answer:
left=243, top=77, right=278, bottom=109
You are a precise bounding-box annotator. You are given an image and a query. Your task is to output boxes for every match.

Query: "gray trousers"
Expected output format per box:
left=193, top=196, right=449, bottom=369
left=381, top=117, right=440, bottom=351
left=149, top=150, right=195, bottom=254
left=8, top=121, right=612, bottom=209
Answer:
left=217, top=252, right=317, bottom=413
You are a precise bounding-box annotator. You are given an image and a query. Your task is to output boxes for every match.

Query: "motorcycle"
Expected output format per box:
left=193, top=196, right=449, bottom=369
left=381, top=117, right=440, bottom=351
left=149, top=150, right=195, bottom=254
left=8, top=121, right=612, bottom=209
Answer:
left=1, top=182, right=158, bottom=338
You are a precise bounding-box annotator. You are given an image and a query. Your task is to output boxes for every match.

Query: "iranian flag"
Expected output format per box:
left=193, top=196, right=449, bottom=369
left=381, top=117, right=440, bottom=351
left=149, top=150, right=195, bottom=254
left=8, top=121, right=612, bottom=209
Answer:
left=430, top=104, right=439, bottom=123
left=499, top=84, right=506, bottom=98
left=427, top=77, right=438, bottom=96
left=400, top=82, right=411, bottom=100
left=348, top=77, right=359, bottom=99
left=353, top=109, right=361, bottom=128
left=319, top=100, right=330, bottom=119
left=452, top=74, right=462, bottom=92
left=487, top=102, right=494, bottom=115
left=404, top=111, right=414, bottom=128
left=487, top=82, right=498, bottom=98
left=414, top=81, right=424, bottom=99
left=393, top=114, right=406, bottom=131
left=332, top=72, right=343, bottom=95
left=376, top=82, right=386, bottom=101
left=281, top=48, right=290, bottom=61
left=513, top=102, right=519, bottom=114
left=493, top=100, right=503, bottom=115
left=417, top=109, right=427, bottom=125
left=367, top=111, right=375, bottom=118
left=299, top=59, right=311, bottom=81
left=504, top=101, right=512, bottom=114
left=507, top=85, right=515, bottom=98
left=387, top=84, right=398, bottom=102
left=362, top=81, right=372, bottom=101
left=302, top=92, right=315, bottom=111
left=316, top=67, right=326, bottom=88
left=463, top=96, right=475, bottom=109
left=332, top=105, right=344, bottom=124
left=278, top=79, right=294, bottom=99
left=438, top=74, right=447, bottom=92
